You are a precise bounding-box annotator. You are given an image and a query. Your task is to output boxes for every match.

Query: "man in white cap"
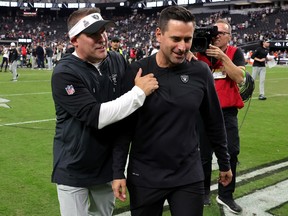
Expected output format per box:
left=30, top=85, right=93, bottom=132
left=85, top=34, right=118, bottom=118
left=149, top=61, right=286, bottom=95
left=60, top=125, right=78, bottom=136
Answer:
left=51, top=8, right=158, bottom=216
left=9, top=42, right=19, bottom=81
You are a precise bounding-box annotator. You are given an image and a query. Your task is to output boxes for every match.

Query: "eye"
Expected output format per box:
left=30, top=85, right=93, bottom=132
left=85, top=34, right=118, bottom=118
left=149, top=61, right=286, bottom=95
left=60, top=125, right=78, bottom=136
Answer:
left=184, top=38, right=192, bottom=43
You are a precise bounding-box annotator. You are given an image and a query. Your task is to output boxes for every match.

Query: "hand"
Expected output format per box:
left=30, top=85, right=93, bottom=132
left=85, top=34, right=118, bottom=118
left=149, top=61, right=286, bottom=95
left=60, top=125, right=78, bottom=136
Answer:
left=218, top=169, right=233, bottom=187
left=205, top=44, right=225, bottom=60
left=134, top=68, right=159, bottom=96
left=112, top=179, right=127, bottom=202
left=186, top=51, right=198, bottom=61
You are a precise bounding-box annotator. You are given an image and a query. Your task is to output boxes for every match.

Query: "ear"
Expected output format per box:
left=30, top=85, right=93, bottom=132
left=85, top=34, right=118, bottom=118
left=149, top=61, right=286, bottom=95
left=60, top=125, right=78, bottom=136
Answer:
left=70, top=37, right=78, bottom=47
left=155, top=27, right=162, bottom=43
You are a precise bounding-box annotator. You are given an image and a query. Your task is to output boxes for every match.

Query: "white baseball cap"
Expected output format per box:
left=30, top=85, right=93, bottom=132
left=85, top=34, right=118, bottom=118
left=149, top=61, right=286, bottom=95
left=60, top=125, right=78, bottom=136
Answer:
left=10, top=42, right=16, bottom=47
left=68, top=13, right=115, bottom=39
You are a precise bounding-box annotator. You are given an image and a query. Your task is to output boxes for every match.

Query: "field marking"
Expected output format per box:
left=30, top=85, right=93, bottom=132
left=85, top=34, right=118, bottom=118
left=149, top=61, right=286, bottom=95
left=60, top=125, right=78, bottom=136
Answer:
left=0, top=92, right=51, bottom=97
left=0, top=119, right=55, bottom=127
left=224, top=180, right=288, bottom=216
left=0, top=80, right=51, bottom=84
left=115, top=161, right=288, bottom=216
left=211, top=161, right=288, bottom=191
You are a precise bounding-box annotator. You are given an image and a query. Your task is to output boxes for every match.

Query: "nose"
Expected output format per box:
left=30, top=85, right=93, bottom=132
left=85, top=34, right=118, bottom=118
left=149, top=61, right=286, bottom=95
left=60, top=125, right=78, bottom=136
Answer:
left=177, top=40, right=186, bottom=52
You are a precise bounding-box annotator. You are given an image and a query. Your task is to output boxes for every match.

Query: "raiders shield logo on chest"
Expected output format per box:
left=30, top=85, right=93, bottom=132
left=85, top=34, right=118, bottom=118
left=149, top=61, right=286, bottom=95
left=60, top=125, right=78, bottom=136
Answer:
left=180, top=75, right=189, bottom=83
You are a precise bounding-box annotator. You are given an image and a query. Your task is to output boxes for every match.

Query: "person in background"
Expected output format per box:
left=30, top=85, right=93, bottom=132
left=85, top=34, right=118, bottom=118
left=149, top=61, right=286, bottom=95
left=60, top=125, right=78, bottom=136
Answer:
left=51, top=7, right=158, bottom=216
left=20, top=44, right=27, bottom=68
left=36, top=43, right=45, bottom=69
left=65, top=43, right=75, bottom=54
left=196, top=19, right=245, bottom=214
left=9, top=42, right=19, bottom=81
left=55, top=44, right=64, bottom=65
left=109, top=36, right=123, bottom=55
left=149, top=39, right=160, bottom=56
left=251, top=39, right=270, bottom=100
left=31, top=44, right=37, bottom=69
left=112, top=6, right=232, bottom=216
left=0, top=45, right=9, bottom=72
left=135, top=44, right=144, bottom=61
left=45, top=44, right=54, bottom=70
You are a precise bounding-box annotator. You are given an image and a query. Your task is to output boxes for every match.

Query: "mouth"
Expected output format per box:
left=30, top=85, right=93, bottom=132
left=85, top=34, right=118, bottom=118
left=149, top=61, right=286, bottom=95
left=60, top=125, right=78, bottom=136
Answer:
left=173, top=49, right=186, bottom=56
left=96, top=42, right=107, bottom=49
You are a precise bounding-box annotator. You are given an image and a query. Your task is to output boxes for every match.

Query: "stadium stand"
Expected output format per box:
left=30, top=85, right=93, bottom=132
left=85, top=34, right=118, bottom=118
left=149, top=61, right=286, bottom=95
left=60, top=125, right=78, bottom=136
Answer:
left=0, top=1, right=288, bottom=62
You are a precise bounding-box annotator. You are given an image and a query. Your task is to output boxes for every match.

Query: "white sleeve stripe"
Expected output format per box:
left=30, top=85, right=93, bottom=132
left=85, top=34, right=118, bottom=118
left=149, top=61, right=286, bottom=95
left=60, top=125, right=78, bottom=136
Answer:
left=98, top=86, right=145, bottom=129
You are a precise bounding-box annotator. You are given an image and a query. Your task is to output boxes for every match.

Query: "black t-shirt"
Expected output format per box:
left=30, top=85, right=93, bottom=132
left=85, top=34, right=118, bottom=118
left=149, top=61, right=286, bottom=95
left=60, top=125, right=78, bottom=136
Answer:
left=252, top=46, right=269, bottom=67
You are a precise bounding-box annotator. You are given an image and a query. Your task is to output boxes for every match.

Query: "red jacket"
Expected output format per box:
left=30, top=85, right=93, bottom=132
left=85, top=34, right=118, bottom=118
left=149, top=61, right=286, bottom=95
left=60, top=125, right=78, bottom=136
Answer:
left=197, top=46, right=244, bottom=109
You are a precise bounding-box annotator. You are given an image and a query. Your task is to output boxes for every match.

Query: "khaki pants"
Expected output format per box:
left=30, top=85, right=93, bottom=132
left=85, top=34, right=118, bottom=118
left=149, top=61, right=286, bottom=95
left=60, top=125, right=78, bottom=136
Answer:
left=252, top=66, right=266, bottom=96
left=57, top=182, right=115, bottom=216
left=11, top=61, right=18, bottom=80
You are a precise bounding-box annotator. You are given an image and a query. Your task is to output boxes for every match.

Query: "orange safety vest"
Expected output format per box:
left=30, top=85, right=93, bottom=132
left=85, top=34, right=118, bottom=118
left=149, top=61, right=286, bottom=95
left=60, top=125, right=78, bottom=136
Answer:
left=197, top=46, right=244, bottom=109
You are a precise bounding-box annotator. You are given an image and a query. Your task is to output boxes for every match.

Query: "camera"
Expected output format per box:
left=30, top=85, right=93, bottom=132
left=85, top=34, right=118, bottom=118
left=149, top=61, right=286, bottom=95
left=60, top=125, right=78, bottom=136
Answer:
left=191, top=26, right=218, bottom=53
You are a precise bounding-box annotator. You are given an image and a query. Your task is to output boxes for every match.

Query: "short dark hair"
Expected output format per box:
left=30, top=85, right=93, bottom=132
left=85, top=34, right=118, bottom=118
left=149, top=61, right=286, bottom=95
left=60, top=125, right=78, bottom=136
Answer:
left=158, top=6, right=195, bottom=32
left=111, top=37, right=120, bottom=42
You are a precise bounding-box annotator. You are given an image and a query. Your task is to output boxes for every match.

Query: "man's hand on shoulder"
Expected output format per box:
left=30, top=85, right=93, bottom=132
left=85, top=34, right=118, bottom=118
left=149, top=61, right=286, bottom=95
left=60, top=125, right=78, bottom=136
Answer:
left=134, top=68, right=159, bottom=96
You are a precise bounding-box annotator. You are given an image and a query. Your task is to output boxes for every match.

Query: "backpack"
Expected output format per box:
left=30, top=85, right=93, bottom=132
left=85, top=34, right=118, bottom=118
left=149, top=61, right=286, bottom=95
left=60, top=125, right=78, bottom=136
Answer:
left=225, top=46, right=255, bottom=102
left=239, top=71, right=255, bottom=102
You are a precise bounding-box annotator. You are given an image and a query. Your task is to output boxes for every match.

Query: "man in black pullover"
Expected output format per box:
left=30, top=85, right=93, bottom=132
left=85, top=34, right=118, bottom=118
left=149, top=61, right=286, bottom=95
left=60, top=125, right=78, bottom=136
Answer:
left=112, top=6, right=232, bottom=216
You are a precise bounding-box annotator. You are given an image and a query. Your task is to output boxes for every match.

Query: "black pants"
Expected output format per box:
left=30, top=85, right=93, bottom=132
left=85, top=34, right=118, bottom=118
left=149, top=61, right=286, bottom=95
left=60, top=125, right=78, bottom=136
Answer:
left=199, top=107, right=240, bottom=199
left=127, top=181, right=204, bottom=216
left=0, top=57, right=8, bottom=71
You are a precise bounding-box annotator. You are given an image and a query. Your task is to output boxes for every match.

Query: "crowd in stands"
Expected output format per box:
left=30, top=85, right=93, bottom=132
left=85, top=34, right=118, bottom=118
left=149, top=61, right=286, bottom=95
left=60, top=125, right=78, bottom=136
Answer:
left=1, top=4, right=288, bottom=67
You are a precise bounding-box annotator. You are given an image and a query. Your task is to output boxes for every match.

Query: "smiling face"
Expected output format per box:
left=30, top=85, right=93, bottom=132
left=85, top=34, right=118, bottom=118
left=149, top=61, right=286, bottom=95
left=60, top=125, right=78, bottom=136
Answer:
left=212, top=22, right=231, bottom=51
left=156, top=19, right=194, bottom=68
left=71, top=27, right=108, bottom=63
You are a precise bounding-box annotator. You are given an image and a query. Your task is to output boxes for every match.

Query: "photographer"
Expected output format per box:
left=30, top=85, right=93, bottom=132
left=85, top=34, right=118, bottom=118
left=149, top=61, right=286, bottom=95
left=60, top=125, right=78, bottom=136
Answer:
left=196, top=19, right=245, bottom=214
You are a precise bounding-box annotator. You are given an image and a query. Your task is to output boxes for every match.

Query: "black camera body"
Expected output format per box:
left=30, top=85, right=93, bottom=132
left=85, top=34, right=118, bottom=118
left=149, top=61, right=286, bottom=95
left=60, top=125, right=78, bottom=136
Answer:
left=191, top=26, right=218, bottom=53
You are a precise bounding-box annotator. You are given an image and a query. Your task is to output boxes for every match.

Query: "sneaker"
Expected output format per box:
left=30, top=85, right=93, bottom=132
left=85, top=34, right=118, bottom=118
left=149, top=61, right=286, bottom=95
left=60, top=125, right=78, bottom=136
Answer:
left=216, top=195, right=242, bottom=214
left=258, top=94, right=267, bottom=100
left=11, top=79, right=17, bottom=82
left=204, top=194, right=211, bottom=206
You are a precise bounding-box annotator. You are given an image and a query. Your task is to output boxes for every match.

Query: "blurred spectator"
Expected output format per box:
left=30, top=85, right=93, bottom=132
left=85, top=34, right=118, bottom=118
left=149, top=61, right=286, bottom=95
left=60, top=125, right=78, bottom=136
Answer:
left=20, top=44, right=27, bottom=67
left=45, top=44, right=54, bottom=70
left=0, top=45, right=9, bottom=72
left=109, top=36, right=123, bottom=55
left=36, top=43, right=45, bottom=69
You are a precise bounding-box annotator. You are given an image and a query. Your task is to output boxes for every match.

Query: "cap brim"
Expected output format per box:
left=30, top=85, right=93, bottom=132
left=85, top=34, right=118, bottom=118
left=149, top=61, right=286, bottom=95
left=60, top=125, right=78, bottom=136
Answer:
left=82, top=20, right=116, bottom=35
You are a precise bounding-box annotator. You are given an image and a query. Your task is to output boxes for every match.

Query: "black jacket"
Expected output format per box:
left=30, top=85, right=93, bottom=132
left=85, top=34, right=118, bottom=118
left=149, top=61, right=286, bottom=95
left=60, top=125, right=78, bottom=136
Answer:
left=9, top=48, right=18, bottom=62
left=113, top=55, right=230, bottom=188
left=51, top=51, right=127, bottom=187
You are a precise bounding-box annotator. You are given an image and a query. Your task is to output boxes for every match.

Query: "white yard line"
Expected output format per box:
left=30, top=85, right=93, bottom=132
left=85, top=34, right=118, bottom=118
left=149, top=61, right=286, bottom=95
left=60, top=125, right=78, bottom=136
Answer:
left=224, top=180, right=288, bottom=216
left=0, top=119, right=55, bottom=127
left=0, top=92, right=51, bottom=97
left=211, top=161, right=288, bottom=191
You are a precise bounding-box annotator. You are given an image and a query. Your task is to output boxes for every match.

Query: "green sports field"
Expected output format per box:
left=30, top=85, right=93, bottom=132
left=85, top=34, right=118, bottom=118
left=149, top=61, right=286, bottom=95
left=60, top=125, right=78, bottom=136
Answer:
left=0, top=65, right=287, bottom=216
